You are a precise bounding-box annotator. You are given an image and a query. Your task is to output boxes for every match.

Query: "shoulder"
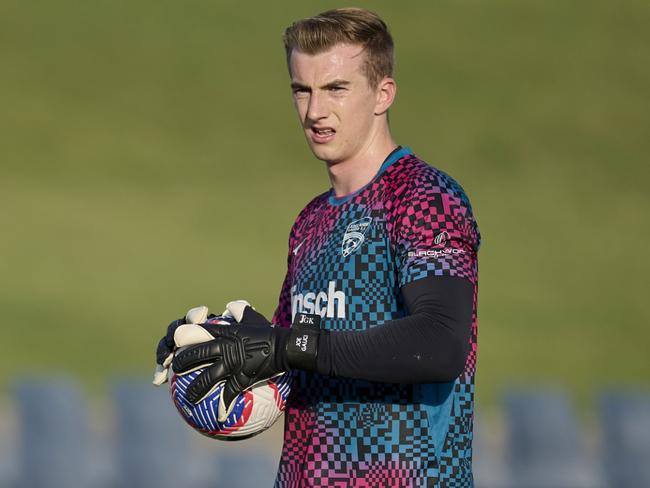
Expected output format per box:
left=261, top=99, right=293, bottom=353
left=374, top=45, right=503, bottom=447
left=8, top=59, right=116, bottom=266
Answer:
left=383, top=154, right=481, bottom=250
left=294, top=190, right=329, bottom=223
left=385, top=154, right=477, bottom=219
left=287, top=190, right=330, bottom=241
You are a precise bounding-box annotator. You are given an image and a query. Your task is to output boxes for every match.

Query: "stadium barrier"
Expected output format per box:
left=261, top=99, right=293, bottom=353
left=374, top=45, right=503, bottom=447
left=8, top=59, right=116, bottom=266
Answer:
left=13, top=378, right=94, bottom=488
left=503, top=387, right=605, bottom=488
left=113, top=380, right=197, bottom=488
left=599, top=392, right=650, bottom=488
left=3, top=378, right=649, bottom=488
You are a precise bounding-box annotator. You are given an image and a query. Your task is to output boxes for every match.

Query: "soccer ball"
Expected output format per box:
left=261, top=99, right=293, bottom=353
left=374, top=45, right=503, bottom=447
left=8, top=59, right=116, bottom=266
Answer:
left=168, top=315, right=291, bottom=440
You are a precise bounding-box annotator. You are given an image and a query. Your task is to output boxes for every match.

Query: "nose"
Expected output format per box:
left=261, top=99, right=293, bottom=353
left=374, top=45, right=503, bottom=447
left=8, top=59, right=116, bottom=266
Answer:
left=306, top=91, right=328, bottom=122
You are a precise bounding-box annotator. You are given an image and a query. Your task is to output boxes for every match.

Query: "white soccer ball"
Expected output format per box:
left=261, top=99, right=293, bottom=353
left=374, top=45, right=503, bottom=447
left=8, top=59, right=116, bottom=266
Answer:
left=168, top=315, right=291, bottom=440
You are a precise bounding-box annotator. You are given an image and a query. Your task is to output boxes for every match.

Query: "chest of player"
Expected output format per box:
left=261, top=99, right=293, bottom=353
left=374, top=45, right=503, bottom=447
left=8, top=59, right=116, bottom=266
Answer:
left=288, top=205, right=402, bottom=329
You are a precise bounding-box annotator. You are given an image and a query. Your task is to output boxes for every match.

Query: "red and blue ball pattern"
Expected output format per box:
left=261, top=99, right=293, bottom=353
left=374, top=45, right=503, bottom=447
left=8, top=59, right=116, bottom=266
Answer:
left=169, top=317, right=292, bottom=440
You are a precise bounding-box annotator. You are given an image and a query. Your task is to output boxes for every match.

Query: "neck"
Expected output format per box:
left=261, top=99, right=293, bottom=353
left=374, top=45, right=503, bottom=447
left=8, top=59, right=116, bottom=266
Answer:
left=327, top=130, right=397, bottom=197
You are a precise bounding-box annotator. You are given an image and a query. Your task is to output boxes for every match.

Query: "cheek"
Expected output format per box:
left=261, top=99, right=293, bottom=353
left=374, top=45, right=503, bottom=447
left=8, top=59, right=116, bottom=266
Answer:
left=340, top=97, right=375, bottom=133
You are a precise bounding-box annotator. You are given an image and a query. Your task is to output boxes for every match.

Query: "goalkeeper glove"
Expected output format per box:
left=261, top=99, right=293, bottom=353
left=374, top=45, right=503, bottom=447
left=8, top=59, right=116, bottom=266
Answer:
left=152, top=305, right=211, bottom=386
left=172, top=300, right=322, bottom=421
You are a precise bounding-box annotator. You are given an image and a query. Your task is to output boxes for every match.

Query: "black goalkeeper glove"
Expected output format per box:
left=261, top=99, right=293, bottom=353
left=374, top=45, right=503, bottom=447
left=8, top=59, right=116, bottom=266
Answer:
left=152, top=306, right=211, bottom=386
left=172, top=301, right=322, bottom=421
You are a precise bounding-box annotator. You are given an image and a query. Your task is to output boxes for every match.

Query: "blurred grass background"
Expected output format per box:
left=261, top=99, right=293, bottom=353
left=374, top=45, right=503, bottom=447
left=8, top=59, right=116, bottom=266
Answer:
left=1, top=0, right=648, bottom=410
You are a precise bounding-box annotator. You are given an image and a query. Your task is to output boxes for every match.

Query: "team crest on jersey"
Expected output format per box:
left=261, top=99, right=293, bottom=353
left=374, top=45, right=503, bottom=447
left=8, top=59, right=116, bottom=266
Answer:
left=341, top=217, right=373, bottom=257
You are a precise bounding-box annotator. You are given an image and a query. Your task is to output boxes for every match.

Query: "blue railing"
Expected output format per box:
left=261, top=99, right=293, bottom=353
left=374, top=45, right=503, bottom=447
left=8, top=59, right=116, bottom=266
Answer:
left=2, top=378, right=649, bottom=488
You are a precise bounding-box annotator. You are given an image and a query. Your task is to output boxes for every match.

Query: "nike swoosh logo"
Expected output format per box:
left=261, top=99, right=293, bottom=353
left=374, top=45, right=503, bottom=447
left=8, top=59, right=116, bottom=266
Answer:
left=292, top=239, right=306, bottom=255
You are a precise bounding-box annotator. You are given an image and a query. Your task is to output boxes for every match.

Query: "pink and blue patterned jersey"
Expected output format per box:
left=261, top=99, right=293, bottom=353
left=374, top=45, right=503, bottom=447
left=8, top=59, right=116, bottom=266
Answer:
left=272, top=147, right=481, bottom=488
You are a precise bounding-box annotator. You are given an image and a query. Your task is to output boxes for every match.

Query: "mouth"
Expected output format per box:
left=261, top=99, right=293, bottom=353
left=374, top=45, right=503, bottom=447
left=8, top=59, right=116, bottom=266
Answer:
left=309, top=126, right=336, bottom=144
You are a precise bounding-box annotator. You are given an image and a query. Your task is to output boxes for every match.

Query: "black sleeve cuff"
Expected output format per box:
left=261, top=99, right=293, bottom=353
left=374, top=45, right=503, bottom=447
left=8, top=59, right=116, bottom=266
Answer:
left=285, top=313, right=322, bottom=371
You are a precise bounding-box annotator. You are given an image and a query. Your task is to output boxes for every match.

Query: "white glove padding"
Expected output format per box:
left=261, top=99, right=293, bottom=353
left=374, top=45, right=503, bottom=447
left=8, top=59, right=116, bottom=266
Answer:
left=221, top=300, right=251, bottom=321
left=152, top=305, right=209, bottom=386
left=171, top=300, right=252, bottom=351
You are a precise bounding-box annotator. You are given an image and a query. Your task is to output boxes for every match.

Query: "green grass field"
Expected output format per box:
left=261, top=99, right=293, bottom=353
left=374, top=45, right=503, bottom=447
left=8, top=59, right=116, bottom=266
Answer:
left=1, top=0, right=648, bottom=409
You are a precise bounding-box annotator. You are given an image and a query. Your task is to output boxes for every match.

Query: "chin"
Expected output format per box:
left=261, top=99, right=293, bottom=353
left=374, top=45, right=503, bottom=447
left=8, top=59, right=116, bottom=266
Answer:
left=307, top=143, right=338, bottom=162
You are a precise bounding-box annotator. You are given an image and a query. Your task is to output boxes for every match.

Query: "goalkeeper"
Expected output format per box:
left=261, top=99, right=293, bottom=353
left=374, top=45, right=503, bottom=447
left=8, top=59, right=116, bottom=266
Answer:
left=155, top=7, right=480, bottom=488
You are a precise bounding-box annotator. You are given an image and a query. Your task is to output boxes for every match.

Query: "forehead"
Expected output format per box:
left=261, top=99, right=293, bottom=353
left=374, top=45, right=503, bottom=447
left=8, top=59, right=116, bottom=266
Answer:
left=289, top=43, right=367, bottom=84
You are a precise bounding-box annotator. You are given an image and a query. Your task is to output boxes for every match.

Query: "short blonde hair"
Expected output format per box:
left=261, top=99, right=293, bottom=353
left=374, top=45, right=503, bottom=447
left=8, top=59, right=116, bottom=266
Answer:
left=283, top=8, right=394, bottom=88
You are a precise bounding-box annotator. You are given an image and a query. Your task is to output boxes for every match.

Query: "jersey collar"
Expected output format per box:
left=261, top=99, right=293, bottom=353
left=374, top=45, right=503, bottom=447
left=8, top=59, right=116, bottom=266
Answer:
left=328, top=146, right=413, bottom=206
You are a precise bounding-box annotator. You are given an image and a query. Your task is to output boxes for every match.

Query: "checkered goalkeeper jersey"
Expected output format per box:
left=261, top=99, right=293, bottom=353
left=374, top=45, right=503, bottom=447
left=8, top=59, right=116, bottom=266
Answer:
left=272, top=146, right=481, bottom=488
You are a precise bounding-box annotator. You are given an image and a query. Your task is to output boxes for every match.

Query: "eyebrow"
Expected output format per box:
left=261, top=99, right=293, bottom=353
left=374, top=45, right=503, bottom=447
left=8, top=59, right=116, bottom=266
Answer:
left=291, top=79, right=351, bottom=91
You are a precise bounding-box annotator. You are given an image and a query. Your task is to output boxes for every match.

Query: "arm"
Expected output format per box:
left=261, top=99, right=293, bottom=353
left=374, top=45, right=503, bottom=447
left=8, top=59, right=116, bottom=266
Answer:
left=306, top=275, right=473, bottom=383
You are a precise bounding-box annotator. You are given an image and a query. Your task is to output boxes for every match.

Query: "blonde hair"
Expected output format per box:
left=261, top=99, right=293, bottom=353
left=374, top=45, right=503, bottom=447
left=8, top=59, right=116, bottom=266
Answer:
left=283, top=8, right=394, bottom=88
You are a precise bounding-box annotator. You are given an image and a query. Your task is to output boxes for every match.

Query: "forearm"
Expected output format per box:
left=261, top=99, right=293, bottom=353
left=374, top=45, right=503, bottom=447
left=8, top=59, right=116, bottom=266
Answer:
left=316, top=314, right=468, bottom=383
left=278, top=276, right=474, bottom=383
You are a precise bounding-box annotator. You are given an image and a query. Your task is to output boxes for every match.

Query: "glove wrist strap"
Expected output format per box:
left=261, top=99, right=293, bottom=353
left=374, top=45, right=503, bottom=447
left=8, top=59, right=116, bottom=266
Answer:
left=286, top=313, right=321, bottom=371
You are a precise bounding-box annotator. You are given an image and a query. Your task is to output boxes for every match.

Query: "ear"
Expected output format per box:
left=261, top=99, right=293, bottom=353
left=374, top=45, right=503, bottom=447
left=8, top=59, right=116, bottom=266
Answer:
left=374, top=77, right=397, bottom=116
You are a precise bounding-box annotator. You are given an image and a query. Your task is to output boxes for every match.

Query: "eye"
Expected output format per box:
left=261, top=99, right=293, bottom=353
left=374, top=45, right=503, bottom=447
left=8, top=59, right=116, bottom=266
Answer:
left=329, top=86, right=345, bottom=92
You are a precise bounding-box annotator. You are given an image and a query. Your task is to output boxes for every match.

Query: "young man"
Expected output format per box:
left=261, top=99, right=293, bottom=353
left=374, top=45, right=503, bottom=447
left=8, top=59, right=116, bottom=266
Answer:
left=156, top=8, right=480, bottom=487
